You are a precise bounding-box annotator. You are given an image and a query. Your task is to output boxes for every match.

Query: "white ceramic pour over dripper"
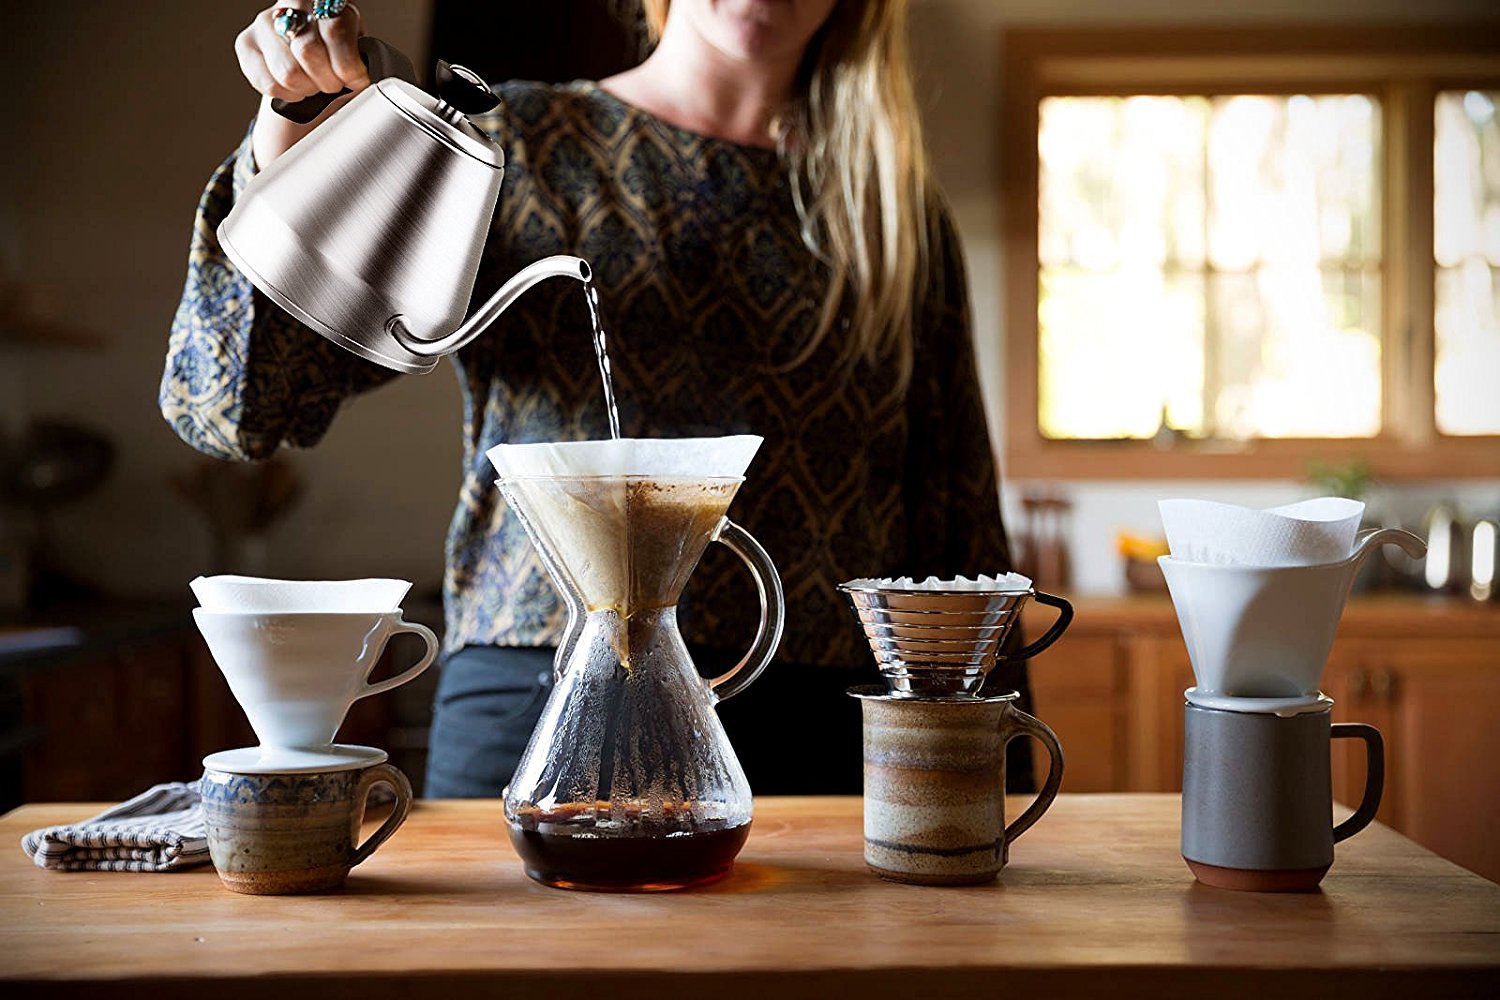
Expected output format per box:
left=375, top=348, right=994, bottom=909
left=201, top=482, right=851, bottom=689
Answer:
left=1160, top=527, right=1426, bottom=699
left=191, top=577, right=437, bottom=773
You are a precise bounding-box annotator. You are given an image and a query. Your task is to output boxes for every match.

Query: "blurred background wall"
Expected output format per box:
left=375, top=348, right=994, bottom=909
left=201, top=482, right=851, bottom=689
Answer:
left=1, top=0, right=1496, bottom=604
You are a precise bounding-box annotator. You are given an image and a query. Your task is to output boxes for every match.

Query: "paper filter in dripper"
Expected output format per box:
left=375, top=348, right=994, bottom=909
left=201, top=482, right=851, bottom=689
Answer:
left=1159, top=497, right=1364, bottom=566
left=487, top=435, right=763, bottom=480
left=486, top=437, right=763, bottom=613
left=190, top=575, right=412, bottom=613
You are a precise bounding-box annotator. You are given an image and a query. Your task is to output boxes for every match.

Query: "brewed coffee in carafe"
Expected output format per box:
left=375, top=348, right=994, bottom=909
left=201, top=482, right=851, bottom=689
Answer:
left=488, top=437, right=783, bottom=890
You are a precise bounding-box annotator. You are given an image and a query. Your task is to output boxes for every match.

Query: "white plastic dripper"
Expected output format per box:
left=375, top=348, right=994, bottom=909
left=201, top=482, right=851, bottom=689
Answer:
left=1160, top=527, right=1426, bottom=698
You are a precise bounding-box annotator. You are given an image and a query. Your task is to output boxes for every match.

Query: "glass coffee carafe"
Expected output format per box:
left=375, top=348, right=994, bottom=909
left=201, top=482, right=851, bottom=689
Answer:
left=489, top=437, right=783, bottom=891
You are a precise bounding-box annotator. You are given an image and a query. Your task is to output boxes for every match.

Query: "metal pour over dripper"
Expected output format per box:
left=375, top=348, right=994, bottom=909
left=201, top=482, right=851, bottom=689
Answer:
left=841, top=575, right=1074, bottom=697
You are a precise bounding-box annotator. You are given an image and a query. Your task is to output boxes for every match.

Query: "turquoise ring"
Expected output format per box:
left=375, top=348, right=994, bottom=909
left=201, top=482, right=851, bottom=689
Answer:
left=272, top=6, right=308, bottom=42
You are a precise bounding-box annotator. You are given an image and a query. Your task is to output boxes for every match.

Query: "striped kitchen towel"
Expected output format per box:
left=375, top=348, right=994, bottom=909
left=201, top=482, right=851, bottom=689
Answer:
left=20, top=782, right=210, bottom=872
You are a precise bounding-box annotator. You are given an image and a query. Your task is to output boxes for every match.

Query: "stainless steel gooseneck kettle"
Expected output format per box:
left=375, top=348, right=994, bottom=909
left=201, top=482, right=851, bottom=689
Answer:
left=217, top=39, right=590, bottom=374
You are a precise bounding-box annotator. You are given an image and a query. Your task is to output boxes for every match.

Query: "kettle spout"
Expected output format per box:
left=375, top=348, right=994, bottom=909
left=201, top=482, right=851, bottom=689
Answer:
left=390, top=255, right=593, bottom=359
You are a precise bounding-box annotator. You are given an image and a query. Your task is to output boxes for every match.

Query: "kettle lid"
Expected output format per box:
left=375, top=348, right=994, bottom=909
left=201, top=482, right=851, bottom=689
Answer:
left=375, top=71, right=505, bottom=170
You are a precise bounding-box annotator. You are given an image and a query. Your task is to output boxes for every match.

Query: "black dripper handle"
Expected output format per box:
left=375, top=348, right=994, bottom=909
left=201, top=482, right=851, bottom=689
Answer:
left=270, top=36, right=417, bottom=124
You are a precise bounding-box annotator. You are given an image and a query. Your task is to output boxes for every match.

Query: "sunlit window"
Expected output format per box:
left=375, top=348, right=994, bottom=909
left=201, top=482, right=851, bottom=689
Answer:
left=1435, top=90, right=1500, bottom=436
left=1038, top=94, right=1383, bottom=442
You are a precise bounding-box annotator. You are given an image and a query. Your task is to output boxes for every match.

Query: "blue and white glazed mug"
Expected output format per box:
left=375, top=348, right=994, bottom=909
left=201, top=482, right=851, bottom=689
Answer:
left=200, top=761, right=411, bottom=894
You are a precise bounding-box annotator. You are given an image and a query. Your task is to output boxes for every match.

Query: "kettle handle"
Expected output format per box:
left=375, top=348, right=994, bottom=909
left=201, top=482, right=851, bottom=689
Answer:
left=271, top=36, right=417, bottom=124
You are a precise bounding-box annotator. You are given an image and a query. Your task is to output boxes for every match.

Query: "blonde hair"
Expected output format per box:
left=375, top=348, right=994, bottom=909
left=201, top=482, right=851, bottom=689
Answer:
left=639, top=0, right=933, bottom=387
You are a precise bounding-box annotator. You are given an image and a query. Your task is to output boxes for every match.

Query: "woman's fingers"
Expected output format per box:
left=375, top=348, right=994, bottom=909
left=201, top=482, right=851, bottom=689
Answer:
left=235, top=25, right=303, bottom=101
left=290, top=28, right=345, bottom=94
left=235, top=3, right=368, bottom=101
left=318, top=3, right=370, bottom=91
left=251, top=8, right=319, bottom=97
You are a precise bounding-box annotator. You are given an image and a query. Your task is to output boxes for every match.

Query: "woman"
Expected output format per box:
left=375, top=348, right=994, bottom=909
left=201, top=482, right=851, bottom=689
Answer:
left=162, top=0, right=1032, bottom=796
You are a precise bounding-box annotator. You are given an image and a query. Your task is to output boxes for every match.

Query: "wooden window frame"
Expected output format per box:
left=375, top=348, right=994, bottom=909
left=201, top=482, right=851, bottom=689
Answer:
left=1000, top=24, right=1500, bottom=480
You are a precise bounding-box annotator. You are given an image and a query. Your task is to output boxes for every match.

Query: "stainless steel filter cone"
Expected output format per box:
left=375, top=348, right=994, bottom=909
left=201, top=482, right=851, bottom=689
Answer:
left=840, top=583, right=1073, bottom=697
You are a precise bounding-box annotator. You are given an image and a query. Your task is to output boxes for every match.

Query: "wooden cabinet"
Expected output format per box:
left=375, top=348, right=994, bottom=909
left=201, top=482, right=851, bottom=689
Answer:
left=5, top=607, right=436, bottom=810
left=1329, top=641, right=1500, bottom=883
left=1027, top=636, right=1126, bottom=791
left=1024, top=595, right=1500, bottom=882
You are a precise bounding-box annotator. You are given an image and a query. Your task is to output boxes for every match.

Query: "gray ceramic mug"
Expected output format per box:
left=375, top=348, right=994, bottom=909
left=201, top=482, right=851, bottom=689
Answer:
left=851, top=687, right=1065, bottom=885
left=201, top=761, right=412, bottom=894
left=1182, top=702, right=1383, bottom=892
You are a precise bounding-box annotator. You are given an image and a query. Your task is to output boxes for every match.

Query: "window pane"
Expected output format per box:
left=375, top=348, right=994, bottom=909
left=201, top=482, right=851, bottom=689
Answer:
left=1039, top=267, right=1205, bottom=439
left=1037, top=94, right=1382, bottom=441
left=1434, top=90, right=1500, bottom=436
left=1208, top=268, right=1382, bottom=439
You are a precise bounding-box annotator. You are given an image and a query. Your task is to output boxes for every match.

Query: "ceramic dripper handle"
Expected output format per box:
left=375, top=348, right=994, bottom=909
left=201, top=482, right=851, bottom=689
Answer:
left=1347, top=527, right=1427, bottom=569
left=705, top=518, right=785, bottom=703
left=357, top=619, right=439, bottom=700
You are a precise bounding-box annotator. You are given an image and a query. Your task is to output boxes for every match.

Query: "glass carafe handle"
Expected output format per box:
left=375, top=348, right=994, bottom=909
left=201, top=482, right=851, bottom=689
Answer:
left=705, top=518, right=785, bottom=703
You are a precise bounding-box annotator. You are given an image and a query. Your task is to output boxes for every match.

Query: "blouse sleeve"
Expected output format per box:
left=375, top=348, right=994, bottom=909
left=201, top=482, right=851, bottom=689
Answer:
left=902, top=204, right=1016, bottom=580
left=158, top=126, right=398, bottom=462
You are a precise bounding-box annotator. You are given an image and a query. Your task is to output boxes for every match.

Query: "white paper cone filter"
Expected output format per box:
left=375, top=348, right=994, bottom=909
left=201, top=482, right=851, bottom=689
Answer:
left=487, top=435, right=763, bottom=480
left=190, top=575, right=412, bottom=613
left=841, top=572, right=1034, bottom=593
left=1159, top=496, right=1364, bottom=567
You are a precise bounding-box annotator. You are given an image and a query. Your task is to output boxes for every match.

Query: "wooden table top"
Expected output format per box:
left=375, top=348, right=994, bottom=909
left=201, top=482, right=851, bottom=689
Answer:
left=3, top=795, right=1497, bottom=999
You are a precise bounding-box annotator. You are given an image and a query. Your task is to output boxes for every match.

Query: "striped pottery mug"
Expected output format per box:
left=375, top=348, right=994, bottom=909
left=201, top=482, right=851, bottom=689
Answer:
left=850, top=687, right=1064, bottom=885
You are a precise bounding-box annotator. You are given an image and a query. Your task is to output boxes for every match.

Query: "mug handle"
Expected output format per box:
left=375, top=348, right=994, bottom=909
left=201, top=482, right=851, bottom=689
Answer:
left=1005, top=592, right=1074, bottom=661
left=358, top=619, right=440, bottom=700
left=704, top=518, right=786, bottom=703
left=1331, top=723, right=1385, bottom=844
left=350, top=763, right=413, bottom=868
left=1002, top=707, right=1066, bottom=847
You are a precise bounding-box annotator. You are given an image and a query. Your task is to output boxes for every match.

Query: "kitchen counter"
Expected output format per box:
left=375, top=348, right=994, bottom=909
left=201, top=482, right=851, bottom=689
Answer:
left=2, top=795, right=1497, bottom=998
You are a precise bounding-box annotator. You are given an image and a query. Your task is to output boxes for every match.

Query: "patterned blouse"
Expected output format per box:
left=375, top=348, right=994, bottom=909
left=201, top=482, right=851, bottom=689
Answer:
left=160, top=81, right=1015, bottom=670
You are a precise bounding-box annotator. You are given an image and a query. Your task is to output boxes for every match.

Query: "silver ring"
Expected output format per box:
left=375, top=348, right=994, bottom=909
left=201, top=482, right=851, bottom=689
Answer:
left=272, top=6, right=309, bottom=42
left=311, top=0, right=347, bottom=18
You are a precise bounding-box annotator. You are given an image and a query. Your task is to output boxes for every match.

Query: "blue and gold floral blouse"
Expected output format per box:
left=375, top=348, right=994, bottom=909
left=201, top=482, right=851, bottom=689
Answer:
left=161, top=81, right=1015, bottom=670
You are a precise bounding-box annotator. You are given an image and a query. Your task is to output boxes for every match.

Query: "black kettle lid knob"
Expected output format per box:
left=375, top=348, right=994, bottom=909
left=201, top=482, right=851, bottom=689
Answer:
left=434, top=61, right=500, bottom=116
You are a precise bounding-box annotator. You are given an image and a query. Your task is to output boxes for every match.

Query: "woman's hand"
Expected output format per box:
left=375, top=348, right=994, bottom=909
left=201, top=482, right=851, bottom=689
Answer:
left=238, top=2, right=369, bottom=168
left=236, top=2, right=367, bottom=101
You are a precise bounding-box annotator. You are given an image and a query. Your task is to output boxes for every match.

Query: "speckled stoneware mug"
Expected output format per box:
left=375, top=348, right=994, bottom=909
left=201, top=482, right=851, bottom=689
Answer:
left=851, top=687, right=1064, bottom=885
left=200, top=759, right=412, bottom=894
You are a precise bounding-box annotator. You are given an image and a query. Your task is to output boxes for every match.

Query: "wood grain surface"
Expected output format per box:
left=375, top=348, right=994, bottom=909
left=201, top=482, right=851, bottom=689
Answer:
left=3, top=795, right=1498, bottom=999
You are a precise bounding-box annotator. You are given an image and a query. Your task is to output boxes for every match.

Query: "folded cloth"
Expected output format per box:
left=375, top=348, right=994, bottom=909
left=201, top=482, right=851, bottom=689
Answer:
left=21, top=782, right=210, bottom=872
